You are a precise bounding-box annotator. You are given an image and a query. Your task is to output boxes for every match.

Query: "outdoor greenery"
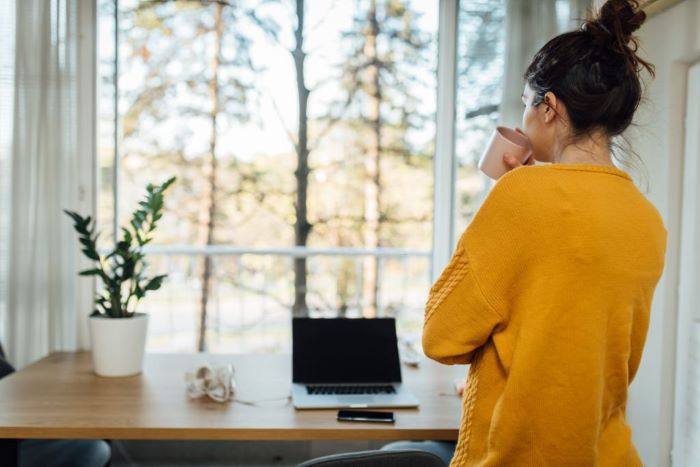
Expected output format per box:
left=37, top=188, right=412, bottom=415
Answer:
left=65, top=177, right=176, bottom=318
left=96, top=0, right=505, bottom=350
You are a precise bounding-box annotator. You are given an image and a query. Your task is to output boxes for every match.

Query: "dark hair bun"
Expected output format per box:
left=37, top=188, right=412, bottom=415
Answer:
left=598, top=0, right=646, bottom=40
left=583, top=0, right=654, bottom=76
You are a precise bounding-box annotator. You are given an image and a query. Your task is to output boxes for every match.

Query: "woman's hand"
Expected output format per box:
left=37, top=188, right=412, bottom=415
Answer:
left=503, top=128, right=535, bottom=170
left=454, top=377, right=467, bottom=396
left=503, top=152, right=535, bottom=170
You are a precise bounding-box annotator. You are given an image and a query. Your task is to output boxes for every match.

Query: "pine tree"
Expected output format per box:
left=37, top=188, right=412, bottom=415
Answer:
left=119, top=0, right=256, bottom=350
left=338, top=0, right=433, bottom=317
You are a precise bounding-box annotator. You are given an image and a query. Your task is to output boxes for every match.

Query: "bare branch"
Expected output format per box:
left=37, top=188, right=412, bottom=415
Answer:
left=269, top=96, right=299, bottom=148
left=307, top=0, right=341, bottom=32
left=218, top=273, right=291, bottom=309
left=465, top=104, right=499, bottom=119
left=308, top=92, right=355, bottom=153
left=245, top=7, right=284, bottom=48
left=305, top=288, right=338, bottom=312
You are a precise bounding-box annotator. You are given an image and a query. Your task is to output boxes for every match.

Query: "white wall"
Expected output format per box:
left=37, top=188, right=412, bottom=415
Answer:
left=628, top=1, right=700, bottom=466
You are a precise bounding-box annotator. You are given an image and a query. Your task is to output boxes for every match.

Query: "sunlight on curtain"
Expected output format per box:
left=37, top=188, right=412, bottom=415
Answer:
left=5, top=0, right=88, bottom=368
left=0, top=0, right=15, bottom=348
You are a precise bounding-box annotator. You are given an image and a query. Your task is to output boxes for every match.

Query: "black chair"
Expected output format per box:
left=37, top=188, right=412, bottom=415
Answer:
left=297, top=449, right=446, bottom=467
left=0, top=339, right=19, bottom=467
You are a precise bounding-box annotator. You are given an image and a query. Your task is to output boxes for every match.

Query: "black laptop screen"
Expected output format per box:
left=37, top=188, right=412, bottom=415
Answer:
left=292, top=318, right=402, bottom=384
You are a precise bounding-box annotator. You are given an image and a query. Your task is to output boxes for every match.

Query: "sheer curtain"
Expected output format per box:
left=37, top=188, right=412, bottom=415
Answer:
left=2, top=0, right=96, bottom=369
left=499, top=0, right=593, bottom=128
left=0, top=1, right=14, bottom=354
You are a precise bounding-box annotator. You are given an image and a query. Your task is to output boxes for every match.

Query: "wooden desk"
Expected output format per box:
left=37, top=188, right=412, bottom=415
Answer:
left=0, top=352, right=464, bottom=441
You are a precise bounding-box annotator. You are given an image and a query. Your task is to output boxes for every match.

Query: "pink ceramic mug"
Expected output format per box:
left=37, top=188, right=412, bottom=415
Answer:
left=478, top=126, right=532, bottom=180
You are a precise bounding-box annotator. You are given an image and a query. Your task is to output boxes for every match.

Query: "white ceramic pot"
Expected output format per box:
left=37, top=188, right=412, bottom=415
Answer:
left=89, top=313, right=149, bottom=377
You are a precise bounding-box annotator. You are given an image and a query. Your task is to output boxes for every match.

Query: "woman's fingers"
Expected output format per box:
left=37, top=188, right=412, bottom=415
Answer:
left=506, top=130, right=534, bottom=168
left=503, top=153, right=522, bottom=170
left=504, top=151, right=536, bottom=170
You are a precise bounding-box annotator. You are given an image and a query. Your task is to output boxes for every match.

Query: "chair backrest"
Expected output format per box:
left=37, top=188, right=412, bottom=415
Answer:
left=297, top=449, right=445, bottom=467
left=0, top=340, right=18, bottom=466
left=0, top=339, right=15, bottom=380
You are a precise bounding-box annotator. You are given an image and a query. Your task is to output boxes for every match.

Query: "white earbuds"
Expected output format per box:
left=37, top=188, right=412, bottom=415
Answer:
left=186, top=364, right=236, bottom=402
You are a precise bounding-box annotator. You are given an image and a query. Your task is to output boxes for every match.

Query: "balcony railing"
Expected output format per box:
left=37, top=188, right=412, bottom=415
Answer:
left=136, top=246, right=432, bottom=353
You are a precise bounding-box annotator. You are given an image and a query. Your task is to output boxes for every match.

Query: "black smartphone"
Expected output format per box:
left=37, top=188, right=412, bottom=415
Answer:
left=337, top=409, right=395, bottom=423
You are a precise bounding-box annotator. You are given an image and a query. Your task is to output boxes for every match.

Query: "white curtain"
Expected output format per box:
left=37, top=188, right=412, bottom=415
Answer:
left=2, top=0, right=95, bottom=369
left=0, top=1, right=15, bottom=355
left=499, top=0, right=593, bottom=128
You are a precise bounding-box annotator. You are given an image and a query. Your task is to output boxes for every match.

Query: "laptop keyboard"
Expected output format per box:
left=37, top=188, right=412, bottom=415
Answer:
left=306, top=384, right=397, bottom=395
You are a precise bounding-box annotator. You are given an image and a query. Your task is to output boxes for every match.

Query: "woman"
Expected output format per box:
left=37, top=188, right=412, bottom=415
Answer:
left=423, top=0, right=666, bottom=465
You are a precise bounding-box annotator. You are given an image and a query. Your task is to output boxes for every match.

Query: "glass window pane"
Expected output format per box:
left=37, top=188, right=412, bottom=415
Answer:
left=455, top=0, right=505, bottom=237
left=98, top=0, right=437, bottom=352
left=97, top=0, right=116, bottom=247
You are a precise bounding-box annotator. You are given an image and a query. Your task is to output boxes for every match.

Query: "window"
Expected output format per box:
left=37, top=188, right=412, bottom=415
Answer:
left=97, top=0, right=587, bottom=354
left=98, top=0, right=438, bottom=352
left=455, top=0, right=505, bottom=236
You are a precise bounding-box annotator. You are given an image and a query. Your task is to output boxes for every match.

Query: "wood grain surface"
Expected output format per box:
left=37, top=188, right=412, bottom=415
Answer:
left=0, top=352, right=465, bottom=441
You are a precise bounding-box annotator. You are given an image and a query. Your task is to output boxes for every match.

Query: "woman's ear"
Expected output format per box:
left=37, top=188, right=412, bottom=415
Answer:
left=542, top=91, right=560, bottom=124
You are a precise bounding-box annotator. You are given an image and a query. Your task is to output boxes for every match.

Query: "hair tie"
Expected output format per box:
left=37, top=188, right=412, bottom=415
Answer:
left=582, top=22, right=613, bottom=38
left=598, top=23, right=612, bottom=36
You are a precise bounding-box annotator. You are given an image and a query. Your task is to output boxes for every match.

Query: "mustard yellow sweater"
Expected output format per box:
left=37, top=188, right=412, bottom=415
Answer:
left=424, top=164, right=667, bottom=466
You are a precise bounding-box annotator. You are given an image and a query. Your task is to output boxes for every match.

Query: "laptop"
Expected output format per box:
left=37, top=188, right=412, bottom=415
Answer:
left=291, top=317, right=419, bottom=409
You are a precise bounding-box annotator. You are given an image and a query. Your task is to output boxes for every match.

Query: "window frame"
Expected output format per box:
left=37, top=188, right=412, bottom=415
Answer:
left=97, top=0, right=457, bottom=321
left=431, top=0, right=459, bottom=282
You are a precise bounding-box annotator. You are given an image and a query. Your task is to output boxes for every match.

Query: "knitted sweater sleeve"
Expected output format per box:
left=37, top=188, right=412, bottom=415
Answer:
left=423, top=171, right=528, bottom=365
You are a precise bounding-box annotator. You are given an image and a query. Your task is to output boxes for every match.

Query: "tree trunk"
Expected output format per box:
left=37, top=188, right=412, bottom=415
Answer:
left=335, top=231, right=351, bottom=318
left=362, top=0, right=381, bottom=318
left=197, top=2, right=223, bottom=351
left=292, top=0, right=311, bottom=318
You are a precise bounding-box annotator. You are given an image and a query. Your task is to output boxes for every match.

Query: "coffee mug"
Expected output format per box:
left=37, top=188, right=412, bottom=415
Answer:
left=478, top=126, right=531, bottom=180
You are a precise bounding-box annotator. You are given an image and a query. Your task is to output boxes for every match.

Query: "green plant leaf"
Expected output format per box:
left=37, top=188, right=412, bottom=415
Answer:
left=134, top=283, right=145, bottom=299
left=79, top=268, right=103, bottom=276
left=144, top=274, right=167, bottom=291
left=81, top=248, right=100, bottom=261
left=63, top=209, right=83, bottom=225
left=131, top=219, right=142, bottom=233
left=121, top=227, right=133, bottom=245
left=79, top=237, right=94, bottom=248
left=67, top=177, right=176, bottom=318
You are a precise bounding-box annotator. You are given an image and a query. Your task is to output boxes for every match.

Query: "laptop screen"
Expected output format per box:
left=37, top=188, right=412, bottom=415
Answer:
left=292, top=318, right=402, bottom=384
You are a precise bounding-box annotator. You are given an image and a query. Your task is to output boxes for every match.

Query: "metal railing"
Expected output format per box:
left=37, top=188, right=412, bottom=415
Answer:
left=137, top=246, right=432, bottom=353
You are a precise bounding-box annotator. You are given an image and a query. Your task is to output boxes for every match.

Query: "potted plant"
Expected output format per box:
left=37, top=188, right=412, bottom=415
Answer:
left=64, top=177, right=176, bottom=377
